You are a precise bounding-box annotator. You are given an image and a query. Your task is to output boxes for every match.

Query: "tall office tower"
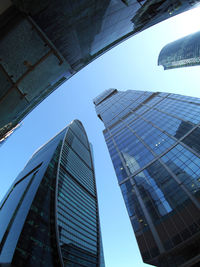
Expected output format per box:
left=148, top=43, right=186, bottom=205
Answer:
left=1, top=0, right=200, bottom=142
left=94, top=89, right=200, bottom=267
left=158, top=31, right=200, bottom=70
left=158, top=32, right=200, bottom=70
left=0, top=120, right=105, bottom=267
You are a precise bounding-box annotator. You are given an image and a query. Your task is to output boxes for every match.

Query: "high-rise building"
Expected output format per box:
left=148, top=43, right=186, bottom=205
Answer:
left=158, top=31, right=200, bottom=70
left=0, top=120, right=105, bottom=267
left=94, top=89, right=200, bottom=267
left=1, top=0, right=200, bottom=142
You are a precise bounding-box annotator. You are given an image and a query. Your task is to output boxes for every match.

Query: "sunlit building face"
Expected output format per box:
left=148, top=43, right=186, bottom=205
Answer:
left=94, top=89, right=200, bottom=267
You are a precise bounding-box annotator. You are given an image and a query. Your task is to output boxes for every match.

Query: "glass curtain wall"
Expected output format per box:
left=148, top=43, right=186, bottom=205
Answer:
left=94, top=89, right=200, bottom=266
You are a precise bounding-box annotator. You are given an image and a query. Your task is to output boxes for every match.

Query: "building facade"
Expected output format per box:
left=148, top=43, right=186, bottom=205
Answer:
left=158, top=31, right=200, bottom=70
left=94, top=89, right=200, bottom=266
left=1, top=0, right=200, bottom=142
left=0, top=120, right=105, bottom=267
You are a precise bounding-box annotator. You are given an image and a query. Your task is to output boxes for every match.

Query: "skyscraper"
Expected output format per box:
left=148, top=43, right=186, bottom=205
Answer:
left=0, top=120, right=105, bottom=267
left=1, top=0, right=200, bottom=142
left=158, top=31, right=200, bottom=70
left=94, top=89, right=200, bottom=266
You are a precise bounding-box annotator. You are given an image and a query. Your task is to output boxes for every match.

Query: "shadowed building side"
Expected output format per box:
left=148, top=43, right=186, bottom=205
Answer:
left=158, top=31, right=200, bottom=70
left=1, top=0, right=200, bottom=142
left=0, top=120, right=105, bottom=267
left=131, top=0, right=200, bottom=33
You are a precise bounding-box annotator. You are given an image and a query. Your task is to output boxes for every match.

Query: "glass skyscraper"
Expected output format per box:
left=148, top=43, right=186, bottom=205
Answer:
left=0, top=120, right=105, bottom=267
left=158, top=31, right=200, bottom=70
left=1, top=0, right=200, bottom=142
left=94, top=89, right=200, bottom=266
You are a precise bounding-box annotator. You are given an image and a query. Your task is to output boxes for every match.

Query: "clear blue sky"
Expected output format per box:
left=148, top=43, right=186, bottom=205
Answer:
left=1, top=6, right=200, bottom=267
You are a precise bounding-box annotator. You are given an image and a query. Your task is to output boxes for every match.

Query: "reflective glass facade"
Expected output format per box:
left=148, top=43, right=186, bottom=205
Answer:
left=158, top=31, right=200, bottom=70
left=1, top=0, right=200, bottom=142
left=0, top=120, right=104, bottom=267
left=94, top=89, right=200, bottom=266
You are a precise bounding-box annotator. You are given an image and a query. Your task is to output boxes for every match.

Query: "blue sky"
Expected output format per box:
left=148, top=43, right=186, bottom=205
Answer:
left=1, top=6, right=200, bottom=267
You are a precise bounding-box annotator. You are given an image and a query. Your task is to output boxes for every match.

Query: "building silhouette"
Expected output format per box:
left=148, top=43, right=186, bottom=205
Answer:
left=1, top=0, right=200, bottom=141
left=0, top=120, right=105, bottom=267
left=94, top=89, right=200, bottom=266
left=158, top=30, right=200, bottom=70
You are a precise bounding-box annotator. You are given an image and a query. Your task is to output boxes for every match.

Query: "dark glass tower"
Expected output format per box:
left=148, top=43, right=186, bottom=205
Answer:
left=158, top=31, right=200, bottom=70
left=94, top=89, right=200, bottom=267
left=0, top=120, right=105, bottom=267
left=1, top=0, right=200, bottom=142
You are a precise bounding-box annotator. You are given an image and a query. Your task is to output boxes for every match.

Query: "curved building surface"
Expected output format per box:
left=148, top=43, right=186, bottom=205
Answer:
left=0, top=120, right=105, bottom=267
left=158, top=31, right=200, bottom=70
left=94, top=89, right=200, bottom=266
left=1, top=0, right=200, bottom=142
